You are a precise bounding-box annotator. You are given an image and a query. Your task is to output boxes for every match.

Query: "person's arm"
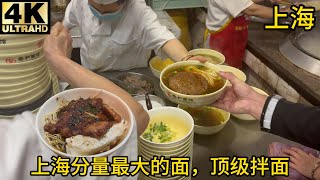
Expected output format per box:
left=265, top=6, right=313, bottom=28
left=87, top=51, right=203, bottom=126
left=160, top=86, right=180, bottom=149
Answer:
left=44, top=23, right=149, bottom=135
left=243, top=3, right=274, bottom=18
left=213, top=72, right=320, bottom=150
left=266, top=98, right=320, bottom=150
left=135, top=2, right=206, bottom=62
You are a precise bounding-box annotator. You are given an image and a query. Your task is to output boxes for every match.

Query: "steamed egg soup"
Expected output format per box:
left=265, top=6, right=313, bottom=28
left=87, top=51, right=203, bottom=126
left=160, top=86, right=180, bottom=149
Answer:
left=142, top=113, right=190, bottom=143
left=180, top=106, right=226, bottom=126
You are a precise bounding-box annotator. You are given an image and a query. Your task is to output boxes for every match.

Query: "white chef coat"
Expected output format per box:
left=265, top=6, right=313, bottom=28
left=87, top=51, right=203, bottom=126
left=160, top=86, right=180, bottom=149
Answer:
left=63, top=0, right=176, bottom=72
left=206, top=0, right=253, bottom=31
left=0, top=111, right=138, bottom=180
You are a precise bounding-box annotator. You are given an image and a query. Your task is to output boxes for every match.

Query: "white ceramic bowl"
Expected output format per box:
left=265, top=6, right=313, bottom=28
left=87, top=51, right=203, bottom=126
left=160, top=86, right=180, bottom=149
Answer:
left=0, top=47, right=43, bottom=63
left=134, top=95, right=166, bottom=110
left=139, top=107, right=194, bottom=148
left=149, top=56, right=174, bottom=79
left=0, top=55, right=45, bottom=70
left=0, top=72, right=50, bottom=98
left=0, top=59, right=46, bottom=77
left=0, top=68, right=48, bottom=91
left=0, top=75, right=51, bottom=108
left=138, top=132, right=193, bottom=152
left=178, top=105, right=230, bottom=135
left=160, top=61, right=227, bottom=106
left=189, top=48, right=225, bottom=64
left=139, top=134, right=193, bottom=155
left=0, top=36, right=45, bottom=54
left=0, top=65, right=47, bottom=84
left=0, top=35, right=45, bottom=44
left=36, top=88, right=134, bottom=158
left=217, top=65, right=247, bottom=83
left=232, top=87, right=269, bottom=120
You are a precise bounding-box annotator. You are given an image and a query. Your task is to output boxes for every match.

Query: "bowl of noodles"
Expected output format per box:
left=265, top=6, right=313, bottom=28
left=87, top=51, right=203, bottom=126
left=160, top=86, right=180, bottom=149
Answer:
left=36, top=88, right=134, bottom=157
left=160, top=61, right=227, bottom=106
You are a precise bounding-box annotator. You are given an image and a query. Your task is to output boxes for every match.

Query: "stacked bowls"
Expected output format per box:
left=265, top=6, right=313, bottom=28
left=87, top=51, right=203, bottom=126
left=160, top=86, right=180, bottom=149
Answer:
left=0, top=35, right=58, bottom=118
left=138, top=107, right=194, bottom=180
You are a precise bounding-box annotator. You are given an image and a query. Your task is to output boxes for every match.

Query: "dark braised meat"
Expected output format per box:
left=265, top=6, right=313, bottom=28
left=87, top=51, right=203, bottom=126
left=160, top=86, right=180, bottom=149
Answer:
left=168, top=72, right=209, bottom=95
left=44, top=98, right=121, bottom=138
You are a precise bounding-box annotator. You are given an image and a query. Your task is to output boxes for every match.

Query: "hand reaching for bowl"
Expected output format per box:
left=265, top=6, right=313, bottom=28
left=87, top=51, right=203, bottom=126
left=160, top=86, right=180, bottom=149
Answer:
left=211, top=72, right=268, bottom=120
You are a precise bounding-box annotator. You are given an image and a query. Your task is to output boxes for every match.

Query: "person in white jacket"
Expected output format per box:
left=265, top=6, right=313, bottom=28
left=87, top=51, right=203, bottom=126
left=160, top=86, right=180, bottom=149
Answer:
left=63, top=0, right=205, bottom=71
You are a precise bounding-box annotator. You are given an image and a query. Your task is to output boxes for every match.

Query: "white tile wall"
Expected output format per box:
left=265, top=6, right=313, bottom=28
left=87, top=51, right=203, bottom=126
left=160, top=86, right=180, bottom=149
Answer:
left=244, top=50, right=302, bottom=103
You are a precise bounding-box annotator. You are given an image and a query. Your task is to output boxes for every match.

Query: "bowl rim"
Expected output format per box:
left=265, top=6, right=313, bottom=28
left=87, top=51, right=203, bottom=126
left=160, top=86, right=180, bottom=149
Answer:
left=139, top=107, right=194, bottom=146
left=0, top=63, right=47, bottom=81
left=148, top=57, right=162, bottom=74
left=35, top=88, right=134, bottom=158
left=133, top=94, right=166, bottom=107
left=0, top=46, right=43, bottom=57
left=0, top=36, right=45, bottom=49
left=160, top=61, right=228, bottom=98
left=178, top=105, right=231, bottom=128
left=0, top=67, right=48, bottom=89
left=217, top=65, right=247, bottom=82
left=189, top=48, right=225, bottom=65
left=0, top=55, right=45, bottom=67
left=0, top=77, right=51, bottom=108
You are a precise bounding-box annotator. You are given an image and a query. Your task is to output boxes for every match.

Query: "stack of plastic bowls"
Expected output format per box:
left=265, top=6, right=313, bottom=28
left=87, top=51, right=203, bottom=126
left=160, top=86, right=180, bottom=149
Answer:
left=0, top=35, right=58, bottom=118
left=138, top=107, right=194, bottom=180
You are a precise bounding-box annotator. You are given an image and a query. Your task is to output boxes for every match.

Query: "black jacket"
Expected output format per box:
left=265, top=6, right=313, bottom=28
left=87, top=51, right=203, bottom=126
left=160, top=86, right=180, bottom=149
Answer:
left=264, top=99, right=320, bottom=150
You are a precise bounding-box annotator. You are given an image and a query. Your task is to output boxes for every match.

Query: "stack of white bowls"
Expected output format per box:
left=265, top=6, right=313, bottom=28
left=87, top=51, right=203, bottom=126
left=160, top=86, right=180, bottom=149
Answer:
left=138, top=107, right=194, bottom=180
left=0, top=35, right=58, bottom=118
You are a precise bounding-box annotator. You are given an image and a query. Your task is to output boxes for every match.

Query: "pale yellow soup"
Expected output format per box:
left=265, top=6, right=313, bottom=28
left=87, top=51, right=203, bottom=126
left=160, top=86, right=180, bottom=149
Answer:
left=142, top=113, right=190, bottom=143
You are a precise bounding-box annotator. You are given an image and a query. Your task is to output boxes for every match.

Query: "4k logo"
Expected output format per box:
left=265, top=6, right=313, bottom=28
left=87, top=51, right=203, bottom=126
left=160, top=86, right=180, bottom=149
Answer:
left=0, top=0, right=50, bottom=34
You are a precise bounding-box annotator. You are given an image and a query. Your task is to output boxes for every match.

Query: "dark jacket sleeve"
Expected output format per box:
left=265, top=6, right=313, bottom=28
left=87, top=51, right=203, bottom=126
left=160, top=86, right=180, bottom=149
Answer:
left=269, top=99, right=320, bottom=150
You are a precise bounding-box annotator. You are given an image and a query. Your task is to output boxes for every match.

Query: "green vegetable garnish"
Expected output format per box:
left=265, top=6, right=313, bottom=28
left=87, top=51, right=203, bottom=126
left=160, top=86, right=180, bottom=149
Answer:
left=142, top=122, right=176, bottom=143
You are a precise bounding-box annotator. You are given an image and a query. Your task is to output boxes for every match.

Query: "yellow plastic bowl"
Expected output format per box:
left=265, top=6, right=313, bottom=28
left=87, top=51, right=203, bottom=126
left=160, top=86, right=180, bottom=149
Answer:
left=0, top=35, right=45, bottom=44
left=189, top=48, right=225, bottom=65
left=149, top=56, right=174, bottom=79
left=0, top=47, right=44, bottom=63
left=0, top=36, right=45, bottom=54
left=160, top=61, right=227, bottom=106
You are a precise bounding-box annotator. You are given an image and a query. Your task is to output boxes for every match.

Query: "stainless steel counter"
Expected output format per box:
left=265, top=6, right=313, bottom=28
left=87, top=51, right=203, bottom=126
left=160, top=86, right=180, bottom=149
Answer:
left=98, top=67, right=298, bottom=179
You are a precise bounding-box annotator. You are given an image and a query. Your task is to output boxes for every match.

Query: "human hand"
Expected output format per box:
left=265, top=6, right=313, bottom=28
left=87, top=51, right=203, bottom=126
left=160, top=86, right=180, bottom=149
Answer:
left=44, top=22, right=72, bottom=59
left=282, top=147, right=320, bottom=179
left=188, top=55, right=207, bottom=63
left=44, top=22, right=73, bottom=80
left=211, top=72, right=268, bottom=120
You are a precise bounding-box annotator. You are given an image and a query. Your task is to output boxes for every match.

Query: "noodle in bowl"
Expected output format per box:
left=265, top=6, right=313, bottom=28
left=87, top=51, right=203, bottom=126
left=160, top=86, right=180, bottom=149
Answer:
left=36, top=88, right=134, bottom=157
